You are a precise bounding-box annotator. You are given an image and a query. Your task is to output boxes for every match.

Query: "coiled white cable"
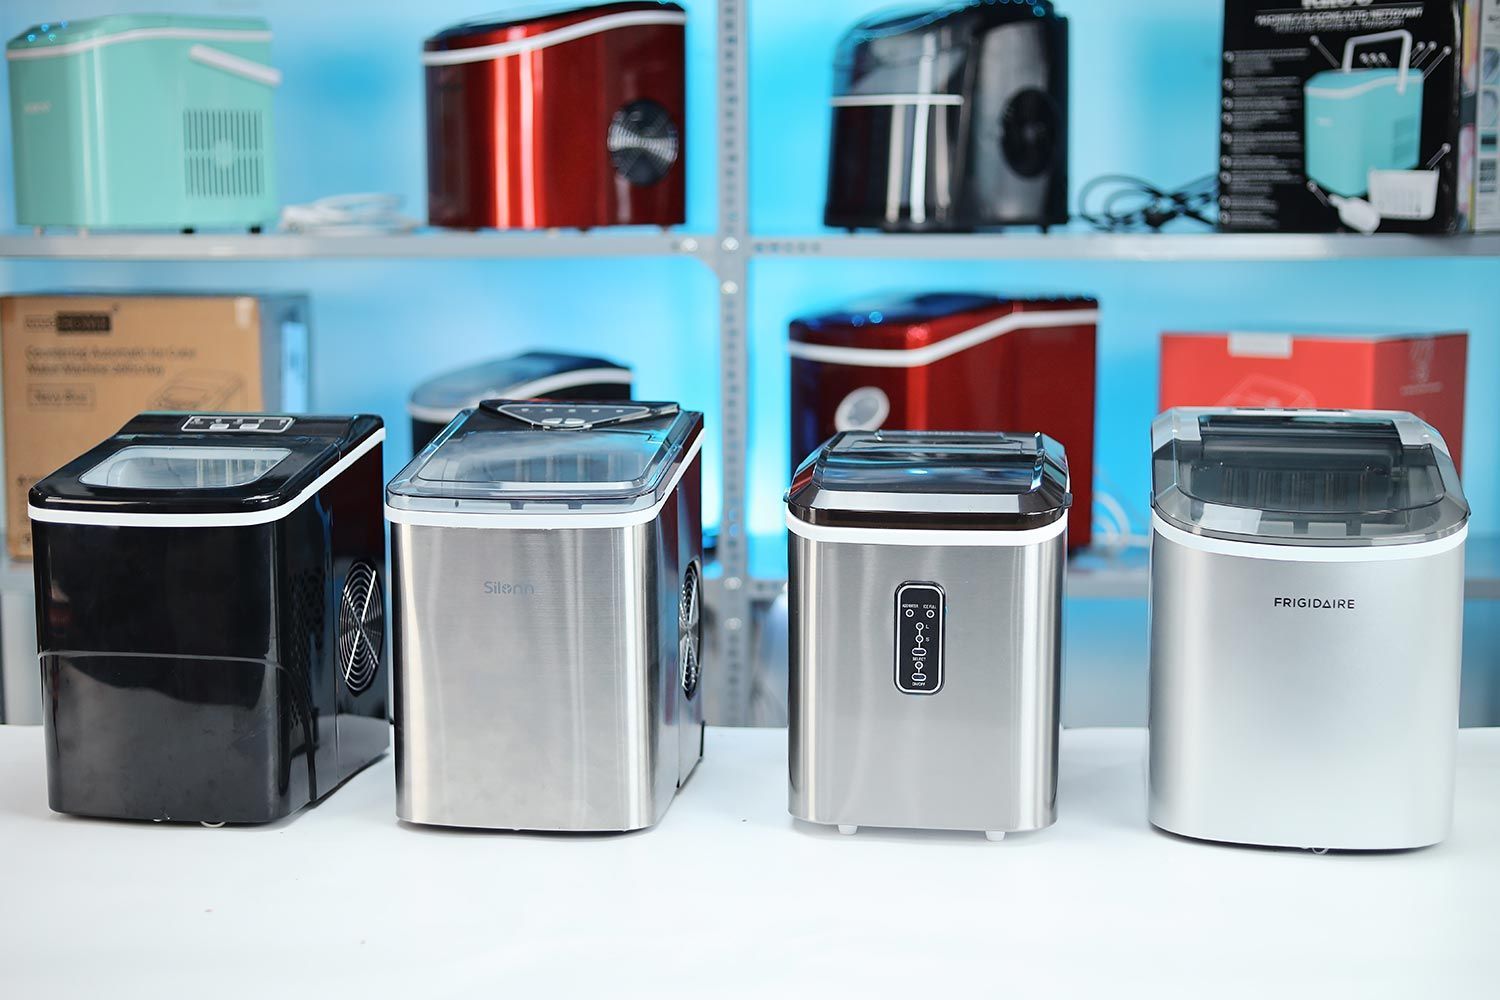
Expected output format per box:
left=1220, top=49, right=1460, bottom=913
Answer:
left=278, top=193, right=419, bottom=235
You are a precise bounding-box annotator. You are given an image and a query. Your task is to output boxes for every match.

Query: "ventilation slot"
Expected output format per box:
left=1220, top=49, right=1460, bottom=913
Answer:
left=338, top=562, right=383, bottom=695
left=679, top=560, right=702, bottom=699
left=183, top=109, right=265, bottom=199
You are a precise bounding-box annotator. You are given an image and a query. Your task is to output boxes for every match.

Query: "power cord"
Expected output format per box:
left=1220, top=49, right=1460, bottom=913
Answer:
left=1077, top=174, right=1218, bottom=232
left=279, top=193, right=420, bottom=235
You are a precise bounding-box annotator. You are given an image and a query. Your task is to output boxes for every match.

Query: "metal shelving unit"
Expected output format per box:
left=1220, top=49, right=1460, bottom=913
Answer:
left=0, top=230, right=711, bottom=261
left=752, top=232, right=1500, bottom=261
left=0, top=0, right=1497, bottom=727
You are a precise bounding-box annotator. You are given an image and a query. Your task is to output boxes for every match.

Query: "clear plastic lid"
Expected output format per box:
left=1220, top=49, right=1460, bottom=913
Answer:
left=387, top=400, right=701, bottom=515
left=786, top=430, right=1070, bottom=530
left=1151, top=409, right=1469, bottom=547
left=80, top=446, right=291, bottom=490
left=407, top=351, right=630, bottom=422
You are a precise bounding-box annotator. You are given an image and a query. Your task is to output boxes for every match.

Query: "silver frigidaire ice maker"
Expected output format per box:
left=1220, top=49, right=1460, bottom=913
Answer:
left=786, top=430, right=1071, bottom=839
left=386, top=400, right=705, bottom=831
left=1149, top=408, right=1470, bottom=851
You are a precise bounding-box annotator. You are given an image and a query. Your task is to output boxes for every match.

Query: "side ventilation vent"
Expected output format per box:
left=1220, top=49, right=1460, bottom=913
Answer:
left=183, top=109, right=266, bottom=198
left=338, top=562, right=383, bottom=695
left=678, top=560, right=702, bottom=699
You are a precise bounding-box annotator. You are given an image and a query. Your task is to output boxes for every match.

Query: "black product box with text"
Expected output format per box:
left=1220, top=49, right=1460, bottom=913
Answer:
left=1220, top=1, right=1463, bottom=233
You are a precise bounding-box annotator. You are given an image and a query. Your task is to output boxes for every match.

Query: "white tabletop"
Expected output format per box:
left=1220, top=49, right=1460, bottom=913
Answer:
left=1, top=725, right=1496, bottom=998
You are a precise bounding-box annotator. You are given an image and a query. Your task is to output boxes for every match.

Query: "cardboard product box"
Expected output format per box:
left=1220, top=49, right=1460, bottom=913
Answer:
left=1, top=293, right=311, bottom=559
left=1159, top=330, right=1468, bottom=468
left=1460, top=0, right=1500, bottom=230
left=1219, top=1, right=1468, bottom=233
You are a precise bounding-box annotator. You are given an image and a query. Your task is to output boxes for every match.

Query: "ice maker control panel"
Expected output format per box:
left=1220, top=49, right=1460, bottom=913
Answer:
left=181, top=415, right=294, bottom=434
left=895, top=582, right=944, bottom=695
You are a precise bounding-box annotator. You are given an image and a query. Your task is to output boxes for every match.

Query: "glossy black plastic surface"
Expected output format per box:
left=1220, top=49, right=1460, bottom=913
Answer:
left=33, top=414, right=388, bottom=824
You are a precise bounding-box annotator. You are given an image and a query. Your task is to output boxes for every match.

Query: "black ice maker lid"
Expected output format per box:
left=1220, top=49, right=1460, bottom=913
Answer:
left=1151, top=408, right=1470, bottom=547
left=386, top=399, right=703, bottom=517
left=29, top=413, right=384, bottom=522
left=785, top=430, right=1071, bottom=531
left=833, top=1, right=1061, bottom=98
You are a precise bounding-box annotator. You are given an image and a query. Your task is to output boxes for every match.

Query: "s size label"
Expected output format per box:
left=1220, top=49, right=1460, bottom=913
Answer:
left=895, top=582, right=944, bottom=695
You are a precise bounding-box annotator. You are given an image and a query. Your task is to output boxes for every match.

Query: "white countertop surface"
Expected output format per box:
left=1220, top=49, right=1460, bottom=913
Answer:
left=1, top=725, right=1496, bottom=998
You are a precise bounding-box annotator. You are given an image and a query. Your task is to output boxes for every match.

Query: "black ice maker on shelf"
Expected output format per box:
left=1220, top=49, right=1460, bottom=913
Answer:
left=28, top=413, right=389, bottom=824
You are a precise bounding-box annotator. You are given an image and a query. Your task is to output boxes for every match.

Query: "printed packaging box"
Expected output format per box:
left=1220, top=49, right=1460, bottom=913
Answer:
left=1, top=293, right=310, bottom=559
left=1219, top=1, right=1483, bottom=233
left=1159, top=329, right=1468, bottom=468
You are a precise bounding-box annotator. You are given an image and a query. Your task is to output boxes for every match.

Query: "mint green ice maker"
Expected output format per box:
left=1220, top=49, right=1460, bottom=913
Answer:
left=5, top=15, right=281, bottom=230
left=1304, top=30, right=1422, bottom=198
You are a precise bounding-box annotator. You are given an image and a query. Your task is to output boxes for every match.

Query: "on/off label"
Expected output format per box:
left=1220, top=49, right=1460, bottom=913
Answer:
left=895, top=582, right=944, bottom=696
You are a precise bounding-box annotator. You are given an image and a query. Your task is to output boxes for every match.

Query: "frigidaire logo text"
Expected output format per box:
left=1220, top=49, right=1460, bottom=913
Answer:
left=1301, top=0, right=1374, bottom=8
left=484, top=581, right=536, bottom=596
left=1273, top=597, right=1356, bottom=610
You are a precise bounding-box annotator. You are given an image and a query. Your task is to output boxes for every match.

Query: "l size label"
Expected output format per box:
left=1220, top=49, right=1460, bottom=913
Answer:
left=895, top=582, right=944, bottom=695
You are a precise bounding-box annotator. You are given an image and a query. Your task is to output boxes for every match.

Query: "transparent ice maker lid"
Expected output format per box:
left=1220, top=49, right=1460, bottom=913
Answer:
left=1151, top=408, right=1469, bottom=547
left=80, top=447, right=291, bottom=490
left=386, top=400, right=702, bottom=515
left=785, top=430, right=1070, bottom=530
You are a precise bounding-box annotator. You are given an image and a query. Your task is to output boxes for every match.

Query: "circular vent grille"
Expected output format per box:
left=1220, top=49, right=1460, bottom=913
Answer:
left=338, top=562, right=383, bottom=695
left=608, top=99, right=680, bottom=186
left=678, top=560, right=703, bottom=700
left=1000, top=88, right=1060, bottom=179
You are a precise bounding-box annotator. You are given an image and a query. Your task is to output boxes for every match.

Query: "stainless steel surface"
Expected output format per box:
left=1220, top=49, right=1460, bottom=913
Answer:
left=392, top=462, right=703, bottom=831
left=789, top=529, right=1065, bottom=834
left=1148, top=531, right=1465, bottom=850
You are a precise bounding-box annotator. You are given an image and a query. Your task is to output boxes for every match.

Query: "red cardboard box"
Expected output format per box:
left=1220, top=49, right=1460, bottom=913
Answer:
left=1159, top=331, right=1468, bottom=469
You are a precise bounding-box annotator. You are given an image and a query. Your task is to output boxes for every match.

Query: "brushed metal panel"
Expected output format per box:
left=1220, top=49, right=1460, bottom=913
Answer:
left=392, top=475, right=704, bottom=830
left=789, top=531, right=1064, bottom=833
left=1148, top=533, right=1465, bottom=850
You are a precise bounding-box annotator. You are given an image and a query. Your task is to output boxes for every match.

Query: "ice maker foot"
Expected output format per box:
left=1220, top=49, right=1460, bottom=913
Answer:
left=837, top=824, right=858, bottom=836
left=985, top=831, right=1007, bottom=842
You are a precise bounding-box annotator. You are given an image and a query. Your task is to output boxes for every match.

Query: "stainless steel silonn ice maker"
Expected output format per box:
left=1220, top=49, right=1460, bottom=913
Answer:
left=386, top=400, right=704, bottom=832
left=1148, top=408, right=1470, bottom=851
left=786, top=431, right=1071, bottom=839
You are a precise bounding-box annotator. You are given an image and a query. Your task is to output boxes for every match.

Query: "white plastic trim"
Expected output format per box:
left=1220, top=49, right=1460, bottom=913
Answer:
left=385, top=435, right=701, bottom=530
left=1150, top=512, right=1467, bottom=562
left=786, top=309, right=1100, bottom=368
left=187, top=44, right=281, bottom=86
left=5, top=28, right=272, bottom=60
left=785, top=509, right=1067, bottom=548
left=829, top=94, right=964, bottom=107
left=420, top=11, right=686, bottom=66
left=405, top=369, right=635, bottom=424
left=28, top=428, right=385, bottom=528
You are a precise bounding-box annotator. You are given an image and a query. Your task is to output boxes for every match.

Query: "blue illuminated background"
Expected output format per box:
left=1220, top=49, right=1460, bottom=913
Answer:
left=0, top=0, right=1493, bottom=723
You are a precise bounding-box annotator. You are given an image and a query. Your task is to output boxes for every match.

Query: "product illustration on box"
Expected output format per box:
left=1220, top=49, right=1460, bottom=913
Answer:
left=789, top=293, right=1097, bottom=548
left=424, top=2, right=686, bottom=230
left=29, top=413, right=388, bottom=824
left=387, top=399, right=704, bottom=831
left=824, top=0, right=1069, bottom=231
left=407, top=351, right=633, bottom=453
left=1218, top=1, right=1494, bottom=233
left=786, top=430, right=1069, bottom=839
left=5, top=15, right=281, bottom=231
left=1148, top=408, right=1469, bottom=850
